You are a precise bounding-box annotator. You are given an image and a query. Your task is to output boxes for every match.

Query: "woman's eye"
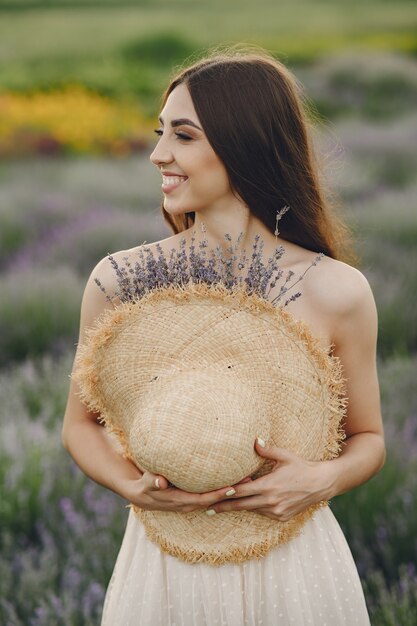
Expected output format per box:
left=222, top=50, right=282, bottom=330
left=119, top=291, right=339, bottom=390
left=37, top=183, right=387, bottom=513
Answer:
left=175, top=132, right=192, bottom=141
left=153, top=129, right=192, bottom=141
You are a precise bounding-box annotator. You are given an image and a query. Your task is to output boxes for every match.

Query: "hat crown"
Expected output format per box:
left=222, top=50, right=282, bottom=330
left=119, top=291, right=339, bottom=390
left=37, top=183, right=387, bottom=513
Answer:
left=129, top=368, right=269, bottom=492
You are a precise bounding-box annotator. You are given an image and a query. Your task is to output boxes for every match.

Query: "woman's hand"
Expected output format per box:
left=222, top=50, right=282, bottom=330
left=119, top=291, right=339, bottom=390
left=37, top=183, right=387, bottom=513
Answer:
left=206, top=438, right=335, bottom=521
left=120, top=469, right=253, bottom=514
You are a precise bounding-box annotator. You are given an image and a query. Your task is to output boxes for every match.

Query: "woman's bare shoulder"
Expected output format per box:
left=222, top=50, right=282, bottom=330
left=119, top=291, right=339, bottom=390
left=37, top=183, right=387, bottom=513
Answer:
left=305, top=255, right=378, bottom=348
left=314, top=256, right=376, bottom=315
left=124, top=233, right=184, bottom=258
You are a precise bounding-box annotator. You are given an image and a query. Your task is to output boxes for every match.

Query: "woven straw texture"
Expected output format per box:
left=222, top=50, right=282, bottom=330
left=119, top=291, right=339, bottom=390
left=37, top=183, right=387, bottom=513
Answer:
left=72, top=281, right=347, bottom=565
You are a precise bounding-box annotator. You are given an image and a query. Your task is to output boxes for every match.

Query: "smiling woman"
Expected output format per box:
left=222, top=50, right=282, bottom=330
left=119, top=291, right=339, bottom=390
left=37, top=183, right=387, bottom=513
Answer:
left=62, top=46, right=384, bottom=626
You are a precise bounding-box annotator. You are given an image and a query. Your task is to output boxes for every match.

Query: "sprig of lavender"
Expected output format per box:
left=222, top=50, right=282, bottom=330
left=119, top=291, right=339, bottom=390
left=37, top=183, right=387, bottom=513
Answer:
left=270, top=252, right=324, bottom=306
left=96, top=215, right=324, bottom=308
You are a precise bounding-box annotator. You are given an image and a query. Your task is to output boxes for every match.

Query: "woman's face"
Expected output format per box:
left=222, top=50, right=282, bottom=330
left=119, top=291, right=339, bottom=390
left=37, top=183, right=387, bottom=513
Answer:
left=150, top=83, right=236, bottom=216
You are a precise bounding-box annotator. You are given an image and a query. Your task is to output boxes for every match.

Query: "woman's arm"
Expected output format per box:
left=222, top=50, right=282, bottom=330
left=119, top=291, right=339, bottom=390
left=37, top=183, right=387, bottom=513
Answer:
left=319, top=267, right=385, bottom=498
left=62, top=255, right=146, bottom=499
left=207, top=266, right=385, bottom=518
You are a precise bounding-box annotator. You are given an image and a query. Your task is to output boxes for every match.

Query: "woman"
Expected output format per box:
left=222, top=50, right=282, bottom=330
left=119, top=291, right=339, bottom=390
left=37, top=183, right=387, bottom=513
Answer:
left=62, top=48, right=385, bottom=625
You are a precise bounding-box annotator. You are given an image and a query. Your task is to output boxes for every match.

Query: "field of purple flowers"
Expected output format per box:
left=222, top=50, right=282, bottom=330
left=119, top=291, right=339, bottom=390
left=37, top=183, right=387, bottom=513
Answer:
left=0, top=50, right=416, bottom=624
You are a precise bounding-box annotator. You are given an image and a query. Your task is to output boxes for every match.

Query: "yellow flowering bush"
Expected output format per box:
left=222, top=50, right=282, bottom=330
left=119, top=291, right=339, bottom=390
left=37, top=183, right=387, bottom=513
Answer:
left=0, top=85, right=154, bottom=158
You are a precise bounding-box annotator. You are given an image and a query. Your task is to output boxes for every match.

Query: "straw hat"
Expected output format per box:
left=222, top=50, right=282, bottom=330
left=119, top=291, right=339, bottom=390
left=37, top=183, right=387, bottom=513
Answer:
left=72, top=277, right=347, bottom=566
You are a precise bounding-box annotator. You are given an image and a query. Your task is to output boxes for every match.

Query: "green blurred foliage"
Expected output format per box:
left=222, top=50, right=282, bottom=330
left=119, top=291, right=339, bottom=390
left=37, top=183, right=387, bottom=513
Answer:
left=119, top=31, right=199, bottom=68
left=0, top=0, right=416, bottom=113
left=364, top=567, right=417, bottom=626
left=0, top=354, right=126, bottom=624
left=0, top=268, right=82, bottom=367
left=300, top=52, right=417, bottom=121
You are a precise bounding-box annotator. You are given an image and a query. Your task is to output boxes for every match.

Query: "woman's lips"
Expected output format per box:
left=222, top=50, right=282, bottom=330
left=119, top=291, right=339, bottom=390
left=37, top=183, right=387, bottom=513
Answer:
left=161, top=175, right=188, bottom=193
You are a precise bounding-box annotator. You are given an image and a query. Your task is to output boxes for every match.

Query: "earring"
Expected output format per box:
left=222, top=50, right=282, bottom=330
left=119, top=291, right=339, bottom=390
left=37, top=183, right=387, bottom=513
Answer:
left=275, top=205, right=290, bottom=242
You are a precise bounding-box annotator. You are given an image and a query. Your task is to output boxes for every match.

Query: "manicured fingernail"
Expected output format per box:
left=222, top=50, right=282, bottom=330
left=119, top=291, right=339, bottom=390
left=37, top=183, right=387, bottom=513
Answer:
left=206, top=509, right=216, bottom=516
left=225, top=489, right=236, bottom=496
left=154, top=477, right=160, bottom=489
left=257, top=437, right=266, bottom=447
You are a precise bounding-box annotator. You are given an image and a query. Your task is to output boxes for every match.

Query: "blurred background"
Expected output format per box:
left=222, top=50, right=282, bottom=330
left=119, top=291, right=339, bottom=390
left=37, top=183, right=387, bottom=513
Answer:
left=0, top=0, right=416, bottom=623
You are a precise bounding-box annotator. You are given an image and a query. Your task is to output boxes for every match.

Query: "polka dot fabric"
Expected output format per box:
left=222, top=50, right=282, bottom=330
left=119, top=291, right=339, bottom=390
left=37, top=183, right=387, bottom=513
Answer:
left=101, top=506, right=370, bottom=626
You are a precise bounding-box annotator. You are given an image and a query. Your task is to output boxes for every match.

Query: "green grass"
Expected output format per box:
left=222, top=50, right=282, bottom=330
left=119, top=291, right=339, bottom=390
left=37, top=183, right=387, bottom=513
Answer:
left=1, top=1, right=416, bottom=63
left=0, top=1, right=416, bottom=112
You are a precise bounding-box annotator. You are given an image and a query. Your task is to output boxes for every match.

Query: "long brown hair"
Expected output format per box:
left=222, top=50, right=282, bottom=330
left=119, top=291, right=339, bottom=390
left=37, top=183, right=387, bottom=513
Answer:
left=158, top=47, right=355, bottom=263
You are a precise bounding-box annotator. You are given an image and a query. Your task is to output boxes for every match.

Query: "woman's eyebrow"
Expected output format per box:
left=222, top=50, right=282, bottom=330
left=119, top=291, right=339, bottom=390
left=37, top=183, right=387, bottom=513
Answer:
left=158, top=116, right=202, bottom=131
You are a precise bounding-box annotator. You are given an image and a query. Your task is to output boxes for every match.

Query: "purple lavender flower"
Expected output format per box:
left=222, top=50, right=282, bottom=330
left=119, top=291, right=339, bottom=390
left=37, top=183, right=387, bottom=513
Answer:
left=59, top=497, right=87, bottom=535
left=95, top=213, right=325, bottom=308
left=82, top=581, right=105, bottom=617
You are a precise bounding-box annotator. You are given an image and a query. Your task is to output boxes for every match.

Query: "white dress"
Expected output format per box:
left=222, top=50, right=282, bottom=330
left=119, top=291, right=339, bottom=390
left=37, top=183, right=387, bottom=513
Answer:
left=100, top=505, right=370, bottom=626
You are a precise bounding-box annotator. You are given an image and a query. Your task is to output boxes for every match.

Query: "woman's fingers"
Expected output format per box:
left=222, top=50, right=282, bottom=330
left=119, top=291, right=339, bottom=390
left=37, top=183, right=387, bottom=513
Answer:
left=138, top=472, right=260, bottom=514
left=194, top=479, right=257, bottom=508
left=208, top=494, right=268, bottom=514
left=141, top=471, right=170, bottom=493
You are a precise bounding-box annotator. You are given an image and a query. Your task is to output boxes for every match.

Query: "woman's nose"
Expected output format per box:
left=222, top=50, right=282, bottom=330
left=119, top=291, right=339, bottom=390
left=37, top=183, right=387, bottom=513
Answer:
left=149, top=141, right=174, bottom=167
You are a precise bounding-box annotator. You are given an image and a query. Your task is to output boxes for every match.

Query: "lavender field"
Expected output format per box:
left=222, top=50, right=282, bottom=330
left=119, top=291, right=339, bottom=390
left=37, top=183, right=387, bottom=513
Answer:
left=1, top=46, right=417, bottom=624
